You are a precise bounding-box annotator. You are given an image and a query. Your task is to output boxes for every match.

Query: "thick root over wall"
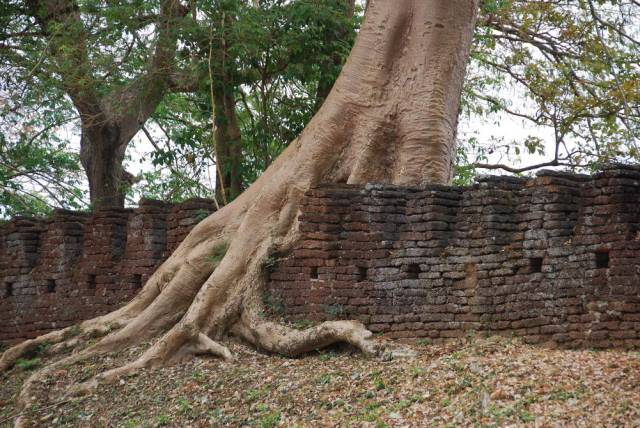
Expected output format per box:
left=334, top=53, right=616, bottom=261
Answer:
left=0, top=0, right=479, bottom=426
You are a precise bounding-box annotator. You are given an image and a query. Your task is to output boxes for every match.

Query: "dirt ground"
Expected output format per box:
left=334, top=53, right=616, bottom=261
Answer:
left=1, top=335, right=639, bottom=427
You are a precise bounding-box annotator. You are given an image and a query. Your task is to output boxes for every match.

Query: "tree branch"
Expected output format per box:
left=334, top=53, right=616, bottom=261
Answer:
left=474, top=160, right=564, bottom=174
left=26, top=0, right=104, bottom=126
left=112, top=0, right=190, bottom=144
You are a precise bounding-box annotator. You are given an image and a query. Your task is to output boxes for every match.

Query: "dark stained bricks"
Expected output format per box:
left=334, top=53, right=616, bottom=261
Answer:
left=0, top=198, right=216, bottom=343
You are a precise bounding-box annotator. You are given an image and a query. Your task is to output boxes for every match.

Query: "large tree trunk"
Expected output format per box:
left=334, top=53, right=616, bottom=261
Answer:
left=1, top=1, right=479, bottom=423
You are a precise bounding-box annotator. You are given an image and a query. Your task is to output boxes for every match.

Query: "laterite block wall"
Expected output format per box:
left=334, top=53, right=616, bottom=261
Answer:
left=267, top=166, right=640, bottom=348
left=3, top=166, right=640, bottom=348
left=0, top=199, right=215, bottom=343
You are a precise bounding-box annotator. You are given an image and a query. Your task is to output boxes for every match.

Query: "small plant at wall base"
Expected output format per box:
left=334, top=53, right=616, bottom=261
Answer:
left=325, top=304, right=346, bottom=319
left=195, top=209, right=210, bottom=223
left=262, top=292, right=285, bottom=316
left=262, top=251, right=288, bottom=275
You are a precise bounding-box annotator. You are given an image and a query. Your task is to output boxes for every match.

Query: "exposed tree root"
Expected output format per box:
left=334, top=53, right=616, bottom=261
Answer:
left=191, top=333, right=234, bottom=360
left=0, top=328, right=74, bottom=373
left=0, top=320, right=127, bottom=373
left=232, top=311, right=380, bottom=357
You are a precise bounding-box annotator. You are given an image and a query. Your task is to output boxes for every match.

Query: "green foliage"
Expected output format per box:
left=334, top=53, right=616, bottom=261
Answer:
left=410, top=366, right=426, bottom=378
left=258, top=410, right=281, bottom=428
left=317, top=373, right=332, bottom=385
left=457, top=0, right=640, bottom=180
left=194, top=209, right=210, bottom=222
left=318, top=350, right=336, bottom=361
left=207, top=242, right=229, bottom=265
left=244, top=388, right=261, bottom=403
left=0, top=0, right=357, bottom=211
left=0, top=130, right=86, bottom=217
left=262, top=292, right=285, bottom=316
left=139, top=0, right=360, bottom=200
left=155, top=415, right=170, bottom=426
left=178, top=397, right=194, bottom=416
left=35, top=341, right=51, bottom=355
left=15, top=357, right=41, bottom=371
left=324, top=303, right=345, bottom=318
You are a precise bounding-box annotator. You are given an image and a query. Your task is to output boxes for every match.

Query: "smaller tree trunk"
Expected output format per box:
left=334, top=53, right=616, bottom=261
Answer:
left=79, top=126, right=128, bottom=209
left=214, top=90, right=244, bottom=203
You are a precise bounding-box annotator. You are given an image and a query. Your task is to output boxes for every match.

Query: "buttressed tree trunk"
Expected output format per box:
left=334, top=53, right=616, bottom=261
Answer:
left=1, top=0, right=480, bottom=423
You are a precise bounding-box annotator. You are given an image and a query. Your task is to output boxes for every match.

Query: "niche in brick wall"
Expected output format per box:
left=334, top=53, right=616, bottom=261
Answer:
left=87, top=274, right=96, bottom=290
left=405, top=263, right=421, bottom=279
left=46, top=279, right=56, bottom=293
left=529, top=257, right=544, bottom=273
left=357, top=266, right=368, bottom=282
left=595, top=250, right=610, bottom=269
left=133, top=274, right=143, bottom=289
left=4, top=282, right=12, bottom=298
left=310, top=266, right=319, bottom=280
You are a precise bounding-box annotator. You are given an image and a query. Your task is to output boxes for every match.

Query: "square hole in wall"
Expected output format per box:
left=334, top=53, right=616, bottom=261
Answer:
left=529, top=257, right=543, bottom=273
left=4, top=282, right=12, bottom=298
left=133, top=274, right=143, bottom=289
left=87, top=274, right=96, bottom=290
left=595, top=250, right=610, bottom=269
left=357, top=266, right=368, bottom=282
left=310, top=266, right=319, bottom=280
left=46, top=279, right=56, bottom=293
left=406, top=263, right=421, bottom=279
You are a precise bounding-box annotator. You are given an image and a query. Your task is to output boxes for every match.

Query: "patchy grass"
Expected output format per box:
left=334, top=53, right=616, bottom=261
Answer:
left=1, top=336, right=640, bottom=426
left=206, top=242, right=229, bottom=265
left=15, top=358, right=41, bottom=371
left=262, top=292, right=285, bottom=316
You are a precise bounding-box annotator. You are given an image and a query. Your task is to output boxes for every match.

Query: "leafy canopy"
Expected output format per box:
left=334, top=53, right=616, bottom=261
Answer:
left=1, top=0, right=639, bottom=213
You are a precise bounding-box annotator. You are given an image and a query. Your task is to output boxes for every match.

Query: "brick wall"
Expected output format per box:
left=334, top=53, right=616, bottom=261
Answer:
left=267, top=166, right=640, bottom=348
left=0, top=199, right=215, bottom=343
left=3, top=167, right=639, bottom=348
